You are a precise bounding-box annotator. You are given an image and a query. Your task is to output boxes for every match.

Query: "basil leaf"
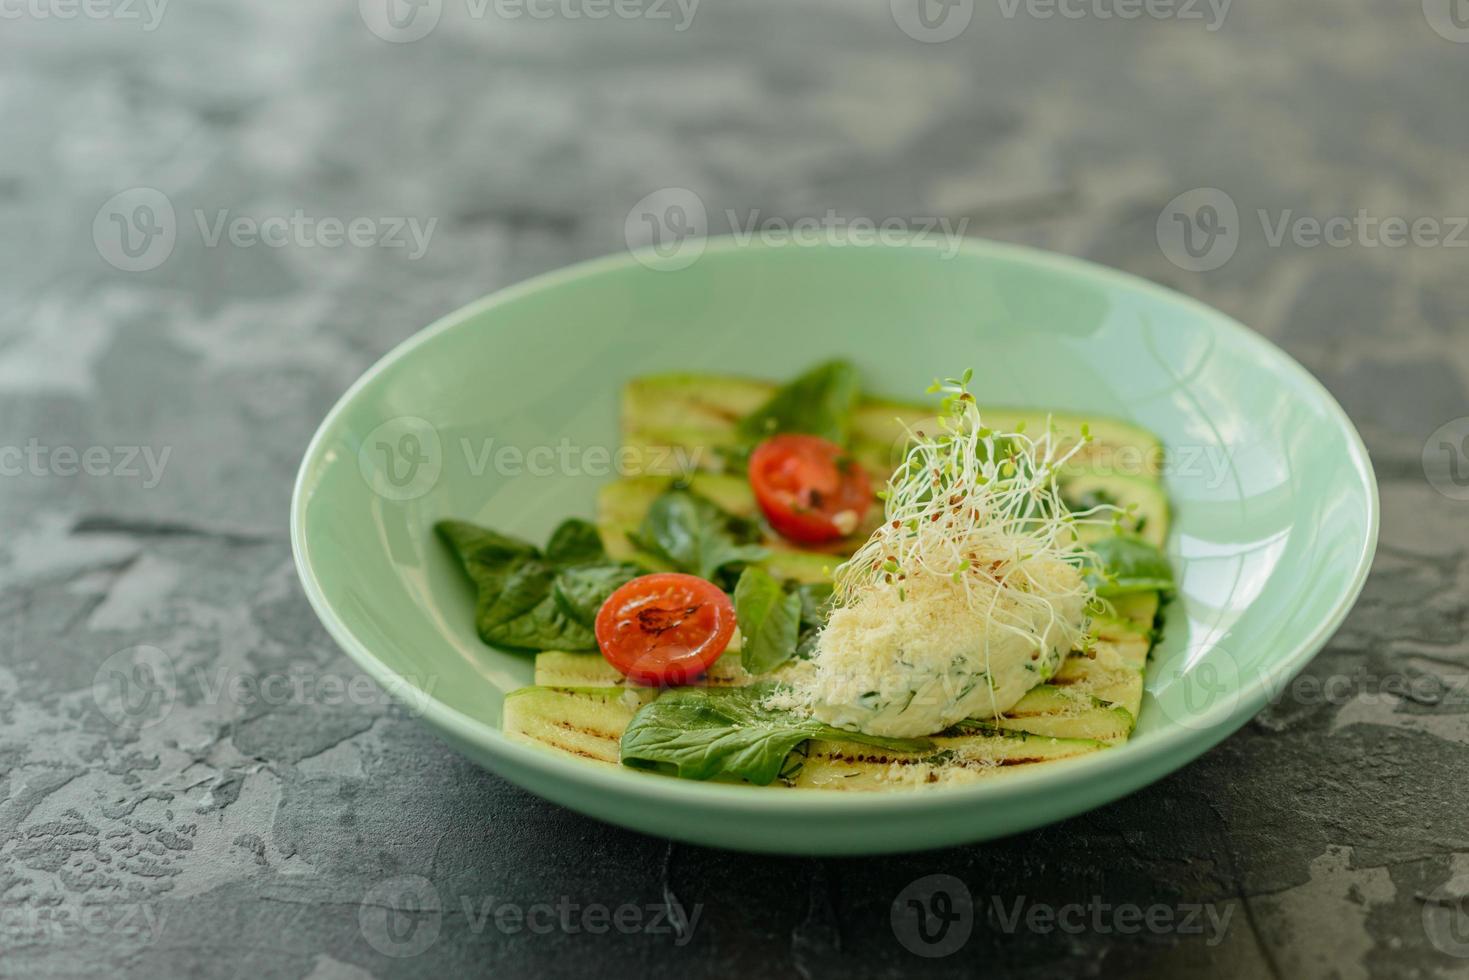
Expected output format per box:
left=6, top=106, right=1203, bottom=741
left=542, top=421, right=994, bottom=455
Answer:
left=485, top=563, right=598, bottom=651
left=480, top=557, right=559, bottom=631
left=545, top=519, right=606, bottom=565
left=733, top=567, right=803, bottom=674
left=436, top=520, right=540, bottom=568
left=736, top=360, right=861, bottom=446
left=629, top=490, right=767, bottom=582
left=619, top=685, right=932, bottom=785
left=435, top=522, right=544, bottom=638
left=437, top=519, right=635, bottom=652
left=1086, top=534, right=1174, bottom=596
left=552, top=562, right=641, bottom=628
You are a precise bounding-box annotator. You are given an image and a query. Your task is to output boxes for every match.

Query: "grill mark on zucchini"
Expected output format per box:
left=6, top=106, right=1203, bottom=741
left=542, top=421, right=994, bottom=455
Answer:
left=694, top=399, right=745, bottom=423
left=806, top=749, right=1069, bottom=773
left=539, top=741, right=608, bottom=762
left=814, top=749, right=1054, bottom=768
left=547, top=718, right=621, bottom=739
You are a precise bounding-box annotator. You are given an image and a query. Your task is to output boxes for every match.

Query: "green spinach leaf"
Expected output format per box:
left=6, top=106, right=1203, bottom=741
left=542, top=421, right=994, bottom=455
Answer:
left=736, top=360, right=861, bottom=446
left=619, top=684, right=933, bottom=785
left=628, top=489, right=767, bottom=582
left=437, top=518, right=640, bottom=652
left=552, top=563, right=641, bottom=628
left=733, top=566, right=804, bottom=674
left=1086, top=533, right=1174, bottom=596
left=545, top=519, right=607, bottom=564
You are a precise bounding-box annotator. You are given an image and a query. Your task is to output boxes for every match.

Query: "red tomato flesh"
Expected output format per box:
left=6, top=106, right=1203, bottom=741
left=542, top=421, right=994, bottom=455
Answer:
left=748, top=434, right=872, bottom=545
left=594, top=573, right=736, bottom=685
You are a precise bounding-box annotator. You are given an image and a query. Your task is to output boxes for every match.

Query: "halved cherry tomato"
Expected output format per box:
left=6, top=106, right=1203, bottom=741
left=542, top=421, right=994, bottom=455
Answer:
left=594, top=573, right=736, bottom=685
left=748, top=434, right=871, bottom=544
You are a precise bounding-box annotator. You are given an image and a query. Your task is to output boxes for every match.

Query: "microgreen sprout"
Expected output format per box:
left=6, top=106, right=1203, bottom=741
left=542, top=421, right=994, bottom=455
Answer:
left=834, top=374, right=1118, bottom=665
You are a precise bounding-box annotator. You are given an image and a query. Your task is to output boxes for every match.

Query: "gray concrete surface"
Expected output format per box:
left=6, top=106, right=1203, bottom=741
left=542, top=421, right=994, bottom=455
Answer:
left=3, top=1, right=1468, bottom=977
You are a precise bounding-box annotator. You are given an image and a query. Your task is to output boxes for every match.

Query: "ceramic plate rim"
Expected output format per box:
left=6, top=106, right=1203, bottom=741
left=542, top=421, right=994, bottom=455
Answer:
left=289, top=236, right=1379, bottom=815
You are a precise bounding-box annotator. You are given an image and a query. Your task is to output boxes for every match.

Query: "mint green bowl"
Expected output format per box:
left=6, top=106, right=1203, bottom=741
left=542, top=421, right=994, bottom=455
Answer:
left=291, top=239, right=1377, bottom=855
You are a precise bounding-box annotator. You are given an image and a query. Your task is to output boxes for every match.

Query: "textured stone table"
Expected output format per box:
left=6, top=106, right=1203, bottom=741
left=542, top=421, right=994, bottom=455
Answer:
left=3, top=2, right=1467, bottom=977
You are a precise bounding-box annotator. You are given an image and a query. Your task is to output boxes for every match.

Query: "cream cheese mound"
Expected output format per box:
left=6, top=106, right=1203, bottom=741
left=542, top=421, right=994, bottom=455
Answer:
left=780, top=557, right=1086, bottom=738
left=764, top=374, right=1107, bottom=739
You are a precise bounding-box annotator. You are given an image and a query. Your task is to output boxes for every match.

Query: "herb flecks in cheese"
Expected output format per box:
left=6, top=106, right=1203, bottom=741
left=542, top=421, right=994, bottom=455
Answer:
left=776, top=374, right=1108, bottom=738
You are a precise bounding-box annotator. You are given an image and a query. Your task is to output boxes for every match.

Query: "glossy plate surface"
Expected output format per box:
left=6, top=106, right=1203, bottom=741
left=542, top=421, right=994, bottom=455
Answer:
left=291, top=239, right=1378, bottom=854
